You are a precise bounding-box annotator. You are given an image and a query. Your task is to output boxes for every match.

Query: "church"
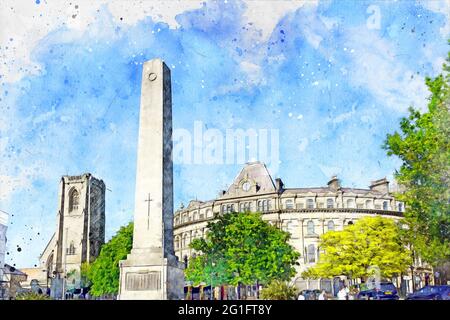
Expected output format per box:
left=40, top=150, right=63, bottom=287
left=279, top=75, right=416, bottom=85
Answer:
left=28, top=173, right=106, bottom=298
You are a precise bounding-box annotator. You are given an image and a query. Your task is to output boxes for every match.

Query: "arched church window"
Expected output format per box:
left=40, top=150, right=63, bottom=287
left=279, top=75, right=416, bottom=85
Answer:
left=66, top=241, right=75, bottom=255
left=307, top=220, right=315, bottom=235
left=69, top=189, right=79, bottom=212
left=307, top=244, right=316, bottom=263
left=327, top=199, right=334, bottom=208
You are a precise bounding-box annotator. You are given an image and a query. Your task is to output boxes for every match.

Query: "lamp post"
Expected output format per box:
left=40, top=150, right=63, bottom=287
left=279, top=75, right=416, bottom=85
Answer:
left=210, top=262, right=215, bottom=300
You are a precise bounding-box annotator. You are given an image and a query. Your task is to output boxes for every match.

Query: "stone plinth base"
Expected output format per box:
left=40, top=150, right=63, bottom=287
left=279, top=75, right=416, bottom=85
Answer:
left=118, top=249, right=184, bottom=300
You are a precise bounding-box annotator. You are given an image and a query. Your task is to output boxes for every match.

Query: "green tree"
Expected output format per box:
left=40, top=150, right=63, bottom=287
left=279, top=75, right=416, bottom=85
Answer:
left=302, top=216, right=411, bottom=280
left=87, top=222, right=133, bottom=297
left=185, top=212, right=300, bottom=287
left=384, top=47, right=450, bottom=266
left=260, top=280, right=298, bottom=300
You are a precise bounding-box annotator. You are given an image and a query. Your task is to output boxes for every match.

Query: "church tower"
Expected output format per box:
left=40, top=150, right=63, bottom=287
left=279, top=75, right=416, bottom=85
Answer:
left=40, top=173, right=105, bottom=290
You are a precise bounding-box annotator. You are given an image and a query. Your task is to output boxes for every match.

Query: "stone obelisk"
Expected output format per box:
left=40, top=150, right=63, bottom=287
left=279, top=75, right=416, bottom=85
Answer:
left=118, top=59, right=184, bottom=300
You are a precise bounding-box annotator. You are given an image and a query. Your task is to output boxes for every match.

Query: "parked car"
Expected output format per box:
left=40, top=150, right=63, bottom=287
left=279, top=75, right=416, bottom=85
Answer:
left=406, top=285, right=450, bottom=300
left=357, top=282, right=399, bottom=300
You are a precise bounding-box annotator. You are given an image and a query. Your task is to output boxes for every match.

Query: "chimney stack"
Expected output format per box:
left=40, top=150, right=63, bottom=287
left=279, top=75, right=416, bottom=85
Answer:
left=275, top=178, right=284, bottom=192
left=327, top=176, right=340, bottom=191
left=370, top=178, right=390, bottom=194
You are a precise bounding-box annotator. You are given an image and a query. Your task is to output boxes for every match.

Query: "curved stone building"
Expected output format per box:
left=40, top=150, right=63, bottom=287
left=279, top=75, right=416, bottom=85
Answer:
left=173, top=161, right=409, bottom=293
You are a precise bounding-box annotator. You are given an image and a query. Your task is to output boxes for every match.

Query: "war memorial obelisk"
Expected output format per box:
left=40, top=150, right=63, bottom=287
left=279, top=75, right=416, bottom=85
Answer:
left=118, top=59, right=184, bottom=300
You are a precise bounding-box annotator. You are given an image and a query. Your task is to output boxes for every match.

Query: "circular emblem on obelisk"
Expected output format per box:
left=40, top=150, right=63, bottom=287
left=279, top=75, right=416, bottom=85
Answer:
left=148, top=72, right=157, bottom=81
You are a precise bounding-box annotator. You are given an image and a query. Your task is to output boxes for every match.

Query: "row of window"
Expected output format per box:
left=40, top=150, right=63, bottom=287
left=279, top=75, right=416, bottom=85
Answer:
left=178, top=244, right=320, bottom=265
left=284, top=220, right=337, bottom=235
left=175, top=220, right=349, bottom=252
left=174, top=230, right=204, bottom=249
left=174, top=200, right=403, bottom=226
left=285, top=199, right=400, bottom=210
left=222, top=199, right=400, bottom=213
left=174, top=210, right=213, bottom=225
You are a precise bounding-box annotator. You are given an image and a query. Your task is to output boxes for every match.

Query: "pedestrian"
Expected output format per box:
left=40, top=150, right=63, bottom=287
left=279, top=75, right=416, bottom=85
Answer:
left=337, top=286, right=347, bottom=300
left=318, top=290, right=327, bottom=300
left=297, top=292, right=306, bottom=300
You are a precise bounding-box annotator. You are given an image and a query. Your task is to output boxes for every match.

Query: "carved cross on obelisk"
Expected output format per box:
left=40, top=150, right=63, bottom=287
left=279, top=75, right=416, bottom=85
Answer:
left=145, top=193, right=153, bottom=230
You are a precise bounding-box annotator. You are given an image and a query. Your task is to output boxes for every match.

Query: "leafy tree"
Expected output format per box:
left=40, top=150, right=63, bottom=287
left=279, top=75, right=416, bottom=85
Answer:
left=302, top=217, right=411, bottom=280
left=260, top=280, right=298, bottom=300
left=384, top=47, right=450, bottom=266
left=80, top=262, right=91, bottom=288
left=86, top=222, right=133, bottom=297
left=185, top=212, right=300, bottom=287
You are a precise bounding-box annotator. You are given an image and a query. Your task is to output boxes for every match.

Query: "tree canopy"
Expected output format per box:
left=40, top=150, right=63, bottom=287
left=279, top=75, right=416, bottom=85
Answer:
left=185, top=211, right=300, bottom=287
left=302, top=216, right=411, bottom=280
left=384, top=46, right=450, bottom=266
left=84, top=222, right=133, bottom=297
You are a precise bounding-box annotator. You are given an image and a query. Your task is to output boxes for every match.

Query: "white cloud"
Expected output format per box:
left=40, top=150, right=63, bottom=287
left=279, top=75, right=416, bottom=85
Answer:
left=0, top=0, right=205, bottom=83
left=344, top=28, right=429, bottom=112
left=0, top=0, right=318, bottom=84
left=242, top=0, right=317, bottom=40
left=0, top=173, right=32, bottom=203
left=239, top=60, right=265, bottom=86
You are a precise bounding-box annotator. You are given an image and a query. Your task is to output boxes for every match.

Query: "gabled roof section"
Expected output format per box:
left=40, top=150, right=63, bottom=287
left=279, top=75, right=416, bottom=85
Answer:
left=221, top=162, right=276, bottom=198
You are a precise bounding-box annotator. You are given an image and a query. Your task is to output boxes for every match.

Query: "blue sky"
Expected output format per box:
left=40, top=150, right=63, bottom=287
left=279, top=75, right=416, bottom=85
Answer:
left=0, top=0, right=449, bottom=267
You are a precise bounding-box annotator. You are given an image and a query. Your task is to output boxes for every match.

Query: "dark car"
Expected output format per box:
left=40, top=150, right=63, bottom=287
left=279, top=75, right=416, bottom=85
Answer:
left=357, top=282, right=399, bottom=300
left=406, top=285, right=450, bottom=300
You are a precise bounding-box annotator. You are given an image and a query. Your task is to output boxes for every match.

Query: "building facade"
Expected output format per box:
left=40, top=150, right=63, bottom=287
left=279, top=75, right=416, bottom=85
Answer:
left=173, top=162, right=419, bottom=294
left=38, top=173, right=106, bottom=294
left=0, top=211, right=8, bottom=298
